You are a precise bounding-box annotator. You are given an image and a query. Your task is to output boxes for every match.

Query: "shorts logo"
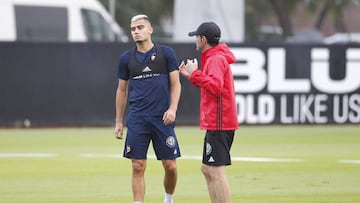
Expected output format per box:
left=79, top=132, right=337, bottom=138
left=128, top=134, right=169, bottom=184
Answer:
left=126, top=145, right=131, bottom=153
left=208, top=156, right=215, bottom=162
left=166, top=136, right=176, bottom=148
left=206, top=143, right=212, bottom=155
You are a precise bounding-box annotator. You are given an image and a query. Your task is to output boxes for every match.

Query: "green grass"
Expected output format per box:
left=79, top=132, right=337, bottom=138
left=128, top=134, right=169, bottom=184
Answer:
left=0, top=125, right=360, bottom=203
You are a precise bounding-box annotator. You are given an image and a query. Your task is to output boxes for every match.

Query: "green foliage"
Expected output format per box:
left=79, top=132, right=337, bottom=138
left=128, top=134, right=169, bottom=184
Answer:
left=246, top=0, right=360, bottom=41
left=1, top=126, right=360, bottom=202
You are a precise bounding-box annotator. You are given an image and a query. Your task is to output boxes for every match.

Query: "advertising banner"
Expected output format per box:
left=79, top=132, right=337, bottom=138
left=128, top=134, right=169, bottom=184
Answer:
left=230, top=45, right=360, bottom=124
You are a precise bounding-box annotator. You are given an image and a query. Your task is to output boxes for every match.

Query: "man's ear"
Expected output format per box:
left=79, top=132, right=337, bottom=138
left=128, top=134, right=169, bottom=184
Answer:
left=148, top=25, right=154, bottom=34
left=201, top=36, right=207, bottom=43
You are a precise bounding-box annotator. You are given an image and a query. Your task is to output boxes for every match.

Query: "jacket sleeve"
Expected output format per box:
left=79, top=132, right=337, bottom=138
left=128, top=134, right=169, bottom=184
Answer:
left=189, top=55, right=226, bottom=95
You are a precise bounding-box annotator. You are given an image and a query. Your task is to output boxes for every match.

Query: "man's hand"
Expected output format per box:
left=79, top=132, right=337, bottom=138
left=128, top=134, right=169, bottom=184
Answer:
left=163, top=108, right=176, bottom=125
left=114, top=121, right=124, bottom=139
left=179, top=58, right=198, bottom=79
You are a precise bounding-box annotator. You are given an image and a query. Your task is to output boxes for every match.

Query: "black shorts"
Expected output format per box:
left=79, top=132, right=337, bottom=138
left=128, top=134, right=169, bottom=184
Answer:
left=202, top=130, right=235, bottom=166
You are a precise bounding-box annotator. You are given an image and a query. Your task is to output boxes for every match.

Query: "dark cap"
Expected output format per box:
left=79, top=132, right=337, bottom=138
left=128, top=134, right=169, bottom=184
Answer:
left=188, top=22, right=221, bottom=42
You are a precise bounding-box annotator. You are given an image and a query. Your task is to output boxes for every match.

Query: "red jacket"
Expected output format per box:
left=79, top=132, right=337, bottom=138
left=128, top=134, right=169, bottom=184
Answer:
left=189, top=43, right=238, bottom=130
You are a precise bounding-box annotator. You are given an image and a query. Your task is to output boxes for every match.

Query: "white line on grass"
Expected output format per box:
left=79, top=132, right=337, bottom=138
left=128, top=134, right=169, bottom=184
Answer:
left=80, top=153, right=122, bottom=158
left=232, top=157, right=304, bottom=163
left=181, top=155, right=304, bottom=163
left=2, top=153, right=356, bottom=164
left=338, top=160, right=360, bottom=164
left=0, top=153, right=58, bottom=158
left=80, top=153, right=304, bottom=163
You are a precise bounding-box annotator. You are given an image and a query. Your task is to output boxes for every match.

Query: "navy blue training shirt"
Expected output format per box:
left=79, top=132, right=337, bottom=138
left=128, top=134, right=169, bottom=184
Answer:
left=117, top=44, right=179, bottom=116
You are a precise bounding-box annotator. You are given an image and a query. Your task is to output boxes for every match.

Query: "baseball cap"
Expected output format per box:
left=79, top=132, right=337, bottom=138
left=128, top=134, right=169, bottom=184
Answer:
left=188, top=22, right=221, bottom=42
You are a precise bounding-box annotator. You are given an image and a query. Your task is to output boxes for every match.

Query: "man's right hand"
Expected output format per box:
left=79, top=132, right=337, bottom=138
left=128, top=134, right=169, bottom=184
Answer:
left=179, top=58, right=198, bottom=79
left=114, top=121, right=124, bottom=139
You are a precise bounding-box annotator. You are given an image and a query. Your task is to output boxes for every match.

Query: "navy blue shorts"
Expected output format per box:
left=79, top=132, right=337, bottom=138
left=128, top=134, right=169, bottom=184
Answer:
left=202, top=130, right=235, bottom=166
left=123, top=116, right=181, bottom=160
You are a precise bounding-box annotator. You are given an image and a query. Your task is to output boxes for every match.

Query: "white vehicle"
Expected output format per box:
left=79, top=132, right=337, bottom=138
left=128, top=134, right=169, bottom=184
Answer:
left=0, top=0, right=128, bottom=42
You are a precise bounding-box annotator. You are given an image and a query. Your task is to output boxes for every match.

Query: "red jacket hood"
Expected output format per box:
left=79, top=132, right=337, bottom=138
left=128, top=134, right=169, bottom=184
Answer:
left=202, top=43, right=236, bottom=65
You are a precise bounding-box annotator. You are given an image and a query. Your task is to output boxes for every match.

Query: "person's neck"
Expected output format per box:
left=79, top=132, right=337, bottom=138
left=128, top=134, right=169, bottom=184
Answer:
left=201, top=44, right=212, bottom=53
left=136, top=41, right=154, bottom=53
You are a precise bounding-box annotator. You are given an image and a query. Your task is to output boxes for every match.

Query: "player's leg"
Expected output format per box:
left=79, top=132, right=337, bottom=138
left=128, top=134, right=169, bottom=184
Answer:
left=201, top=164, right=230, bottom=203
left=162, top=159, right=177, bottom=203
left=201, top=130, right=234, bottom=203
left=131, top=159, right=147, bottom=202
left=149, top=116, right=181, bottom=203
left=124, top=116, right=152, bottom=203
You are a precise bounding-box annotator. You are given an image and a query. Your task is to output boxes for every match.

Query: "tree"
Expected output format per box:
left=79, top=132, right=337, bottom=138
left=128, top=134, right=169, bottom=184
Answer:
left=309, top=0, right=357, bottom=32
left=245, top=0, right=274, bottom=41
left=246, top=0, right=360, bottom=41
left=268, top=0, right=296, bottom=38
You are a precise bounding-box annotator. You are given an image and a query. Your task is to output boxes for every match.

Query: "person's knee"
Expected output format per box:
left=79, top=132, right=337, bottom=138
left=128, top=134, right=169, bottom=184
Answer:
left=201, top=164, right=212, bottom=178
left=201, top=164, right=224, bottom=180
left=163, top=161, right=177, bottom=174
left=132, top=160, right=146, bottom=174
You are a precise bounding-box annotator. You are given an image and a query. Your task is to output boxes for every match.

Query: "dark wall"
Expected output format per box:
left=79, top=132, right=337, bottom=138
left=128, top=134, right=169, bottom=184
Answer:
left=1, top=42, right=359, bottom=127
left=0, top=42, right=199, bottom=127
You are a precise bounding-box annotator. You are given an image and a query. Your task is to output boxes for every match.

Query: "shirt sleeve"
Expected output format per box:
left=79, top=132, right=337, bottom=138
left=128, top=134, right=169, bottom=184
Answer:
left=189, top=55, right=226, bottom=95
left=117, top=51, right=131, bottom=80
left=161, top=45, right=179, bottom=72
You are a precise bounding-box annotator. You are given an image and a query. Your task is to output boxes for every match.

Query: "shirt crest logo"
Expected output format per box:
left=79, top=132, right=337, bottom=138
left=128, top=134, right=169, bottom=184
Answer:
left=166, top=136, right=176, bottom=148
left=206, top=142, right=212, bottom=155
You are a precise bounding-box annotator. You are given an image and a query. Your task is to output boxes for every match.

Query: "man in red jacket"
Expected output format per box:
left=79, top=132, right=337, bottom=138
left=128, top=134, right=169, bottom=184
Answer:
left=179, top=22, right=238, bottom=203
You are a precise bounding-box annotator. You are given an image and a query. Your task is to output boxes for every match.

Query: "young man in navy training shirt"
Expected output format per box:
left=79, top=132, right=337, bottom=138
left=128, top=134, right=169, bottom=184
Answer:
left=114, top=14, right=181, bottom=203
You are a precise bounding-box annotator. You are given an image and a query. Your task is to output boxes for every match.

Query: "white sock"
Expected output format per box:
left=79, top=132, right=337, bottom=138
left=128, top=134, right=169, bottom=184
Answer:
left=134, top=201, right=143, bottom=203
left=164, top=193, right=173, bottom=203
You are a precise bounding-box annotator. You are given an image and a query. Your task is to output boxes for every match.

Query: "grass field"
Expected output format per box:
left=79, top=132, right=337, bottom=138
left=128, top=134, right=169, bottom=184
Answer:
left=0, top=125, right=360, bottom=203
